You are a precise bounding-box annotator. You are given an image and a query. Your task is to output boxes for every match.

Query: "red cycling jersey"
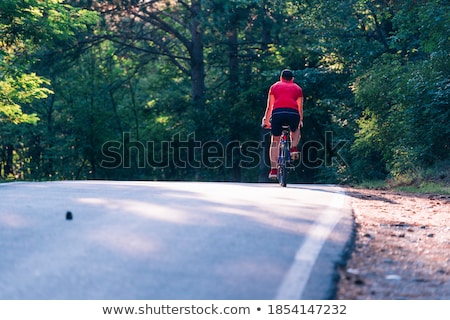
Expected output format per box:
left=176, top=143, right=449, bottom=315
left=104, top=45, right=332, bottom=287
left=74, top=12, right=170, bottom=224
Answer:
left=269, top=80, right=303, bottom=110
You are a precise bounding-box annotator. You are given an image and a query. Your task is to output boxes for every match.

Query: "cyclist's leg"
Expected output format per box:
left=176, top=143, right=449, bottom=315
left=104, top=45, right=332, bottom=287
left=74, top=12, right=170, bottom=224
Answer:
left=287, top=113, right=301, bottom=158
left=270, top=135, right=281, bottom=169
left=291, top=128, right=301, bottom=147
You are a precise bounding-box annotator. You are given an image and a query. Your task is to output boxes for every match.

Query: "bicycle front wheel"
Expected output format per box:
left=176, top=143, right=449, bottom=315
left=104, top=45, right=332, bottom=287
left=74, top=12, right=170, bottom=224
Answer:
left=278, top=163, right=287, bottom=187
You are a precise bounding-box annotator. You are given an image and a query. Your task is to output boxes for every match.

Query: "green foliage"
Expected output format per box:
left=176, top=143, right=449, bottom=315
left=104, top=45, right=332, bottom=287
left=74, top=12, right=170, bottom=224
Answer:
left=351, top=51, right=449, bottom=180
left=0, top=0, right=99, bottom=178
left=352, top=53, right=450, bottom=180
left=1, top=0, right=448, bottom=185
left=0, top=0, right=99, bottom=126
left=342, top=0, right=450, bottom=183
left=0, top=73, right=51, bottom=124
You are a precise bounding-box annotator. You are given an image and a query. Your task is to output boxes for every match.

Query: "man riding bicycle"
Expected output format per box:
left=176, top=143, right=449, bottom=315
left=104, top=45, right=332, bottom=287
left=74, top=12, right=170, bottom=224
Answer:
left=262, top=69, right=303, bottom=179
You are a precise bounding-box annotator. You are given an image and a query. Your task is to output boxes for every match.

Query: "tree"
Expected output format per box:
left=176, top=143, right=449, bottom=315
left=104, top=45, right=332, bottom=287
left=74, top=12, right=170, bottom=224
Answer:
left=350, top=0, right=450, bottom=180
left=89, top=0, right=206, bottom=113
left=0, top=0, right=99, bottom=124
left=0, top=0, right=99, bottom=179
left=2, top=0, right=448, bottom=183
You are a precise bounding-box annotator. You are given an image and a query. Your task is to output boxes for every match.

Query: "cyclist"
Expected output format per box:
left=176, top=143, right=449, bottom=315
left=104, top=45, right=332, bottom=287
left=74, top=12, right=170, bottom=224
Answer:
left=262, top=69, right=303, bottom=179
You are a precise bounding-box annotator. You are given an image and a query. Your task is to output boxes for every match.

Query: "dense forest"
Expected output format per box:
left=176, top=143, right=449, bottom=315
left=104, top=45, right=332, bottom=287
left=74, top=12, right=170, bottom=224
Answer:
left=1, top=0, right=449, bottom=184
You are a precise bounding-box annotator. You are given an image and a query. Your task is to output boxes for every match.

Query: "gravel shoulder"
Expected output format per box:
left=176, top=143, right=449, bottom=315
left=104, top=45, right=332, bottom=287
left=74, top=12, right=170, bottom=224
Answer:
left=335, top=187, right=450, bottom=300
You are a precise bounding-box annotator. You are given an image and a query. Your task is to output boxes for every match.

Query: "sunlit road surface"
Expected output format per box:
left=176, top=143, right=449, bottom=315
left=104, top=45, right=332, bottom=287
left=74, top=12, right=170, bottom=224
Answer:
left=0, top=181, right=352, bottom=300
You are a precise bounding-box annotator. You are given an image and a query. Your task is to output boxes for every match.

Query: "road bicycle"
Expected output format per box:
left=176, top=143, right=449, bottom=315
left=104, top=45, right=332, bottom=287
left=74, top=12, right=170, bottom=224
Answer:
left=277, top=125, right=294, bottom=187
left=262, top=123, right=297, bottom=187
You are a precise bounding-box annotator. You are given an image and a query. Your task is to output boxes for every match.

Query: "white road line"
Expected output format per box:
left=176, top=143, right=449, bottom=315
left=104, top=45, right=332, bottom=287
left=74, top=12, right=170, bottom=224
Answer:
left=275, top=188, right=346, bottom=300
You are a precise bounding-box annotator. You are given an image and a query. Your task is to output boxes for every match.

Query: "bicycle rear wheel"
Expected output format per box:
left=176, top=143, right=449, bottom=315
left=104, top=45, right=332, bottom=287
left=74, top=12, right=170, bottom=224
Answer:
left=277, top=141, right=289, bottom=187
left=278, top=163, right=287, bottom=187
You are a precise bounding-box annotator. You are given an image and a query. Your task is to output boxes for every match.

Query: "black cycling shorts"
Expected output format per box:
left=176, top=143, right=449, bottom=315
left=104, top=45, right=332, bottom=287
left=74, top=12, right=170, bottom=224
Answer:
left=270, top=108, right=300, bottom=136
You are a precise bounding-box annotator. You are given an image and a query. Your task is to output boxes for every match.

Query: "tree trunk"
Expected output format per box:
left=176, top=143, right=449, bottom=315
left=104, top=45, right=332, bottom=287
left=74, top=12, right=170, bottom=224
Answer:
left=190, top=0, right=205, bottom=110
left=228, top=18, right=241, bottom=181
left=4, top=144, right=14, bottom=178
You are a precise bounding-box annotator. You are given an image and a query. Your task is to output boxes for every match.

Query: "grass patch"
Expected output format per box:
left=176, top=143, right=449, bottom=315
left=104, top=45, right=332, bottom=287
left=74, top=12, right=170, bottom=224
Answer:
left=352, top=180, right=450, bottom=195
left=394, top=182, right=450, bottom=195
left=352, top=161, right=450, bottom=195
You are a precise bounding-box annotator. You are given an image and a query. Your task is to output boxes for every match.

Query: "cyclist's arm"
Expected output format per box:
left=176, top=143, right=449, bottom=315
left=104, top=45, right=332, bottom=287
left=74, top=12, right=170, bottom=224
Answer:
left=297, top=96, right=303, bottom=127
left=262, top=93, right=274, bottom=127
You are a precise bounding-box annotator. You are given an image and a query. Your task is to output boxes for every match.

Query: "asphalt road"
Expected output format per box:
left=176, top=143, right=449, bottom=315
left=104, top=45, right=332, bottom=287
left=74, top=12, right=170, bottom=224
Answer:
left=0, top=181, right=352, bottom=300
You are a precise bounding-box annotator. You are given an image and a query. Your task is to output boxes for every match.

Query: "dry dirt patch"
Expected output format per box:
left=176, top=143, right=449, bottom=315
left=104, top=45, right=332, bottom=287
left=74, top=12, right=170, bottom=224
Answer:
left=335, top=187, right=450, bottom=300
